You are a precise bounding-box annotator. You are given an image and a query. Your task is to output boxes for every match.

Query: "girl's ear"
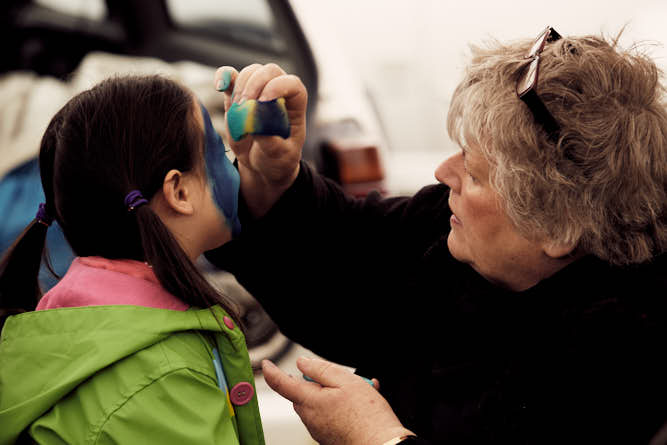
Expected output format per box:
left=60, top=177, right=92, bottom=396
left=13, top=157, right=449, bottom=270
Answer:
left=161, top=169, right=195, bottom=216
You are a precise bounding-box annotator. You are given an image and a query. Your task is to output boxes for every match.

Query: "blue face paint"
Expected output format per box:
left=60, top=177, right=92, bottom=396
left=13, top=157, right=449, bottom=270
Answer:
left=199, top=103, right=241, bottom=238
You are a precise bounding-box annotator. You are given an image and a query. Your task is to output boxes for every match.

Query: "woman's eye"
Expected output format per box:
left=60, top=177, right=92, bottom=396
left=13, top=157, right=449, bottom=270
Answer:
left=463, top=165, right=477, bottom=182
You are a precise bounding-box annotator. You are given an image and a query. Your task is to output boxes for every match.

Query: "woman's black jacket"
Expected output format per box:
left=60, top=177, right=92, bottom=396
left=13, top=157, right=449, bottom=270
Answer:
left=207, top=162, right=667, bottom=444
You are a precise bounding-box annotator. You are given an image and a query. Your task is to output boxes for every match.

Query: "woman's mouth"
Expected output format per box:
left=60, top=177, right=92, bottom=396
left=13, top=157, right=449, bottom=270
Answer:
left=448, top=196, right=462, bottom=226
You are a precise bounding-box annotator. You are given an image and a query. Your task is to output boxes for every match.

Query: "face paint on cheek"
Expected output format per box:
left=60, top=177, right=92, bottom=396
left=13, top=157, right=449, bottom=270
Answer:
left=200, top=104, right=241, bottom=237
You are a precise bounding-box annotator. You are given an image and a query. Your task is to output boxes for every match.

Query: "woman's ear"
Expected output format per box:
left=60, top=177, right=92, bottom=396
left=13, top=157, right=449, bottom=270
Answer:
left=162, top=169, right=195, bottom=216
left=542, top=239, right=577, bottom=259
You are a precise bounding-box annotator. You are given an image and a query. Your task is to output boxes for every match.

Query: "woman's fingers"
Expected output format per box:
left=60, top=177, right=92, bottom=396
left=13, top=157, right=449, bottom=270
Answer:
left=264, top=357, right=407, bottom=445
left=262, top=359, right=314, bottom=405
left=296, top=357, right=371, bottom=388
left=214, top=66, right=238, bottom=112
left=231, top=63, right=263, bottom=103
left=214, top=66, right=237, bottom=92
left=259, top=74, right=308, bottom=119
left=240, top=63, right=287, bottom=102
left=215, top=64, right=305, bottom=108
left=215, top=64, right=307, bottom=121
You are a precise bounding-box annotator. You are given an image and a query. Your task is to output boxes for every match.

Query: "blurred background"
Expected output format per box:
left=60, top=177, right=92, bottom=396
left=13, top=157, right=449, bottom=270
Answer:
left=291, top=0, right=667, bottom=194
left=1, top=0, right=665, bottom=443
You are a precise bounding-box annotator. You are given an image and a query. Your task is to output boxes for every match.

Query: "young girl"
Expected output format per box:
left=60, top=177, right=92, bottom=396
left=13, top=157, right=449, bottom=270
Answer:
left=0, top=75, right=265, bottom=444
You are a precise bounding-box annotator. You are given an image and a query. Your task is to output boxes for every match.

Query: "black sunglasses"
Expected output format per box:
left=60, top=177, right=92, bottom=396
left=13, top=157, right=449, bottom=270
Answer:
left=517, top=26, right=562, bottom=142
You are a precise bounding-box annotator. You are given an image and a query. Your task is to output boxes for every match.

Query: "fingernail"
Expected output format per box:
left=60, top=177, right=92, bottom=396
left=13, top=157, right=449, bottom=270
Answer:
left=237, top=95, right=246, bottom=105
left=262, top=359, right=276, bottom=370
left=217, top=70, right=231, bottom=91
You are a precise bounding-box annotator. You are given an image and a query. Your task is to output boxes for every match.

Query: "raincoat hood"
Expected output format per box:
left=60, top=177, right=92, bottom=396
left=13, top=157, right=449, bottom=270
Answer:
left=0, top=304, right=235, bottom=444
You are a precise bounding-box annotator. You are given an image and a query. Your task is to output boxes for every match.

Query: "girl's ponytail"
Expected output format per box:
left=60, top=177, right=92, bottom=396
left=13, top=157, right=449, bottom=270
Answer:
left=0, top=111, right=61, bottom=330
left=0, top=217, right=50, bottom=329
left=128, top=192, right=243, bottom=329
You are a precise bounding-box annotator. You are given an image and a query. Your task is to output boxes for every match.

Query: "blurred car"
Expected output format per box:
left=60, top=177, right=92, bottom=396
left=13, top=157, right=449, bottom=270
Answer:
left=1, top=0, right=389, bottom=195
left=0, top=0, right=389, bottom=368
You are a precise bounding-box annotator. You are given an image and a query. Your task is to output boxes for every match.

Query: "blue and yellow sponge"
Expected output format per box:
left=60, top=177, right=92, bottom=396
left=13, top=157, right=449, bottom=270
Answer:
left=227, top=98, right=290, bottom=141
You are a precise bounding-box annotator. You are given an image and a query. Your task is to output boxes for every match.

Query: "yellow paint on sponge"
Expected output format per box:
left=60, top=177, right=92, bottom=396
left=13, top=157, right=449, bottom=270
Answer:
left=227, top=98, right=290, bottom=141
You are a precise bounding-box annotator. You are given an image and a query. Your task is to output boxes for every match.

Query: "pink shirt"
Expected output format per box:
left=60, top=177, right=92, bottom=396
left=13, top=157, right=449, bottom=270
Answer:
left=37, top=257, right=188, bottom=311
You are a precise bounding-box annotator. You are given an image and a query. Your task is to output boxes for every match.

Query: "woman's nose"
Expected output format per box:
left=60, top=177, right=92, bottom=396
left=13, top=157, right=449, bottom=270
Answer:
left=434, top=152, right=462, bottom=193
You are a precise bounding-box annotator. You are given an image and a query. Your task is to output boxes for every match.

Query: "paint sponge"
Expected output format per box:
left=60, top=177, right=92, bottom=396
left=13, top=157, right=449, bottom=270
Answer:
left=227, top=98, right=290, bottom=141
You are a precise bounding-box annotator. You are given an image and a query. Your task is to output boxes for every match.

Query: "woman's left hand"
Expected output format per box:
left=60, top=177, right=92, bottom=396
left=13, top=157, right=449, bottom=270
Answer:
left=262, top=357, right=413, bottom=445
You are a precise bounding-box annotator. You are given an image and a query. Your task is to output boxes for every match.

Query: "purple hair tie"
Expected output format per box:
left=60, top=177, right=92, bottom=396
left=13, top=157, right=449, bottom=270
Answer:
left=124, top=190, right=148, bottom=211
left=36, top=202, right=54, bottom=227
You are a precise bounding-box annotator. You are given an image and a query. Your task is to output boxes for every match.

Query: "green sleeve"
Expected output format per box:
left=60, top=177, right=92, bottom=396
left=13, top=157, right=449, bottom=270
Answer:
left=93, top=368, right=239, bottom=445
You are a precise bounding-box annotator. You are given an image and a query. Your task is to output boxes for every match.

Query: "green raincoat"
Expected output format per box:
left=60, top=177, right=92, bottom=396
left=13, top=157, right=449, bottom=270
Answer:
left=0, top=304, right=265, bottom=444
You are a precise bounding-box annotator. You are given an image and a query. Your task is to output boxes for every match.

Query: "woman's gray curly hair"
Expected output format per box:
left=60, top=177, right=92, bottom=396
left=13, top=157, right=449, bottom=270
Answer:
left=447, top=30, right=667, bottom=265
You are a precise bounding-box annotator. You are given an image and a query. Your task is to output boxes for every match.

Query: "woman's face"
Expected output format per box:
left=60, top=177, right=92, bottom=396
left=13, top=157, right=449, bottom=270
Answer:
left=435, top=146, right=551, bottom=290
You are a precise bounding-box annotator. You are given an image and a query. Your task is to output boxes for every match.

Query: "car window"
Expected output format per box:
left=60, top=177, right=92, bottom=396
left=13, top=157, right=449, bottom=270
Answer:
left=166, top=0, right=286, bottom=52
left=34, top=0, right=107, bottom=21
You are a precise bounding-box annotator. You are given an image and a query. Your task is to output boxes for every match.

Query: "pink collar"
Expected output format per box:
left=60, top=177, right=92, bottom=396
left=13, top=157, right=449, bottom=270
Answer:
left=37, top=257, right=189, bottom=311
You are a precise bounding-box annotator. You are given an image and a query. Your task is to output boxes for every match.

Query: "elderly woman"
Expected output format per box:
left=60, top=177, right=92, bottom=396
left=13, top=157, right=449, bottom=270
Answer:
left=208, top=27, right=667, bottom=444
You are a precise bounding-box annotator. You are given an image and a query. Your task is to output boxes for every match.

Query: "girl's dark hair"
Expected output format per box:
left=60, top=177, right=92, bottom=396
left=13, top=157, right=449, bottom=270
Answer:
left=0, top=75, right=241, bottom=329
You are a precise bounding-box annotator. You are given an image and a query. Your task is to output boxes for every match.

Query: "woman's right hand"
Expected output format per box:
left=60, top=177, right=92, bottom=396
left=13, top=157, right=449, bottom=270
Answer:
left=262, top=357, right=414, bottom=445
left=214, top=64, right=308, bottom=218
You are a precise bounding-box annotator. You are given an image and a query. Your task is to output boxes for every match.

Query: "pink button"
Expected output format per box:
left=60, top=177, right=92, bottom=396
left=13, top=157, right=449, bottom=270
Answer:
left=223, top=316, right=235, bottom=330
left=230, top=382, right=254, bottom=406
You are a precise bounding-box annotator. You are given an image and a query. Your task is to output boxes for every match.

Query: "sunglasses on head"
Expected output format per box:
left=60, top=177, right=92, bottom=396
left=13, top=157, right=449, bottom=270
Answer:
left=517, top=26, right=562, bottom=142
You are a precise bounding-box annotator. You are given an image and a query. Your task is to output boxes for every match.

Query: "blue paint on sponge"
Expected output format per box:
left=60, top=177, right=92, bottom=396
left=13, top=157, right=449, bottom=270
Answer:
left=227, top=97, right=290, bottom=141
